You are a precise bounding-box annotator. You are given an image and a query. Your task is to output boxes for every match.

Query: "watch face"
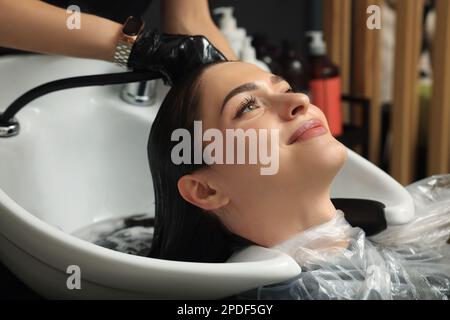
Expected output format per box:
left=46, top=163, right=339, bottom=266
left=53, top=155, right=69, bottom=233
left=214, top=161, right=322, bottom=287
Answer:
left=123, top=16, right=144, bottom=36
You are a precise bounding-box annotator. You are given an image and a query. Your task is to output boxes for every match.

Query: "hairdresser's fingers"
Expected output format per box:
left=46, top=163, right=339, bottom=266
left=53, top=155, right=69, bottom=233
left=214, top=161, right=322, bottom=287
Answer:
left=127, top=29, right=227, bottom=86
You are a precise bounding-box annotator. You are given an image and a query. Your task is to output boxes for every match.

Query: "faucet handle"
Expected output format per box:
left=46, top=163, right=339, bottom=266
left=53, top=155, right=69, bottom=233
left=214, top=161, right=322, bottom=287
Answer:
left=120, top=80, right=158, bottom=106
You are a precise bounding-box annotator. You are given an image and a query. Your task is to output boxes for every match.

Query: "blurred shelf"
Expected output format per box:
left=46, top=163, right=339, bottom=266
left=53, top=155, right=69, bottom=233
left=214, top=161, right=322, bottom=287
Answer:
left=336, top=125, right=367, bottom=150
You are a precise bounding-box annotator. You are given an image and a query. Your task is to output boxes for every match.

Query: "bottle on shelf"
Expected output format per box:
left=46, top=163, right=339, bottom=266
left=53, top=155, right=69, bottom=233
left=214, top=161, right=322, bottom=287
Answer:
left=306, top=31, right=343, bottom=137
left=279, top=40, right=309, bottom=94
left=241, top=36, right=271, bottom=72
left=213, top=7, right=246, bottom=58
left=250, top=34, right=283, bottom=75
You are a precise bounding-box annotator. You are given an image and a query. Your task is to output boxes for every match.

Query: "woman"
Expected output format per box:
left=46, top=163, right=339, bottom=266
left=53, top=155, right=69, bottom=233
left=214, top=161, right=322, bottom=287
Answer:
left=147, top=60, right=450, bottom=299
left=148, top=60, right=347, bottom=261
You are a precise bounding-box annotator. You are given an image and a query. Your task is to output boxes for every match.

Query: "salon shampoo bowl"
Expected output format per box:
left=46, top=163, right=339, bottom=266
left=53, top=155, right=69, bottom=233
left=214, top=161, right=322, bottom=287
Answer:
left=0, top=55, right=414, bottom=299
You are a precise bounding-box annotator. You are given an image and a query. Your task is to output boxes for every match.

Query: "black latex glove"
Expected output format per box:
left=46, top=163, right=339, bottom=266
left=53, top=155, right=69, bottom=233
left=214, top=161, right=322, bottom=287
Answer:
left=127, top=29, right=227, bottom=86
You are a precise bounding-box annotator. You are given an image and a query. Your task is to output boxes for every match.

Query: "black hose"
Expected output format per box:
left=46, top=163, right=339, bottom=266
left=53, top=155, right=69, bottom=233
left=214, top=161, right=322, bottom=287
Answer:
left=0, top=70, right=162, bottom=125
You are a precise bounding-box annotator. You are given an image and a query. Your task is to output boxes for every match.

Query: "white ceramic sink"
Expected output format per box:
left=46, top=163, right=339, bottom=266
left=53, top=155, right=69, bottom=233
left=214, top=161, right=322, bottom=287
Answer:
left=0, top=59, right=164, bottom=233
left=0, top=54, right=414, bottom=299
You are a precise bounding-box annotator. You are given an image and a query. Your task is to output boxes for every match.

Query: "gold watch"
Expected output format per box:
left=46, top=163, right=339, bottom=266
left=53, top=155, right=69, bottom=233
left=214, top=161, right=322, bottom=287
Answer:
left=113, top=16, right=145, bottom=68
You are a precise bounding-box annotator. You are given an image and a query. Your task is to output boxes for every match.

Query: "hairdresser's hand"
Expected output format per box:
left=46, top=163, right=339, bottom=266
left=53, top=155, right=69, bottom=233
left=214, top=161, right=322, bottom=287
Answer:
left=127, top=29, right=227, bottom=86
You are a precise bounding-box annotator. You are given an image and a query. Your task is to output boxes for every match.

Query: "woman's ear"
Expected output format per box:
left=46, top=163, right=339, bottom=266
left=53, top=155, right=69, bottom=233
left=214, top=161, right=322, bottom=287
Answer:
left=177, top=173, right=229, bottom=211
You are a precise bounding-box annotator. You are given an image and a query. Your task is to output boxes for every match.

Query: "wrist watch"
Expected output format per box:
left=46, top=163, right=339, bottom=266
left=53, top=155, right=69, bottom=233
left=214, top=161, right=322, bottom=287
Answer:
left=113, top=16, right=145, bottom=68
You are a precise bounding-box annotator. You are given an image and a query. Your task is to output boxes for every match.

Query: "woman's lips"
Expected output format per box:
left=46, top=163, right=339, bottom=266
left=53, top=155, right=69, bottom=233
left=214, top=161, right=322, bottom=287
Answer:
left=288, top=119, right=327, bottom=144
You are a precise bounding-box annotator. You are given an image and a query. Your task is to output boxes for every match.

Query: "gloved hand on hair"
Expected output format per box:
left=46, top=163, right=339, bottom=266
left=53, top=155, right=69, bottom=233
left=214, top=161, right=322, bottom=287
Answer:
left=127, top=29, right=227, bottom=87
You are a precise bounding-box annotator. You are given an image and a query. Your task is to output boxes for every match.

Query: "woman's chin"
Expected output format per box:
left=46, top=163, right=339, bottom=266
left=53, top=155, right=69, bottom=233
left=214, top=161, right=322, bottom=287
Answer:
left=290, top=136, right=347, bottom=175
left=319, top=137, right=347, bottom=164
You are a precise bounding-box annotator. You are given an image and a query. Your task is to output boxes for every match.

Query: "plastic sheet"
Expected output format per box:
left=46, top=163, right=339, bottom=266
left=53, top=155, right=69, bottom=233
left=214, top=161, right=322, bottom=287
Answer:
left=239, top=175, right=450, bottom=300
left=371, top=175, right=450, bottom=250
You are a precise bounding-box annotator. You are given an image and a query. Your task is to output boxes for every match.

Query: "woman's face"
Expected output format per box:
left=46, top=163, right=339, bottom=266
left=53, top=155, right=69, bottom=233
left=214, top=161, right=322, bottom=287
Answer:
left=181, top=62, right=347, bottom=245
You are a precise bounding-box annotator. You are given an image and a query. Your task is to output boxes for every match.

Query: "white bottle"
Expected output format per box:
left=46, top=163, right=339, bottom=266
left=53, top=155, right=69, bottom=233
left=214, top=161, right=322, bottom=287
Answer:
left=241, top=36, right=271, bottom=72
left=305, top=31, right=327, bottom=56
left=213, top=7, right=246, bottom=58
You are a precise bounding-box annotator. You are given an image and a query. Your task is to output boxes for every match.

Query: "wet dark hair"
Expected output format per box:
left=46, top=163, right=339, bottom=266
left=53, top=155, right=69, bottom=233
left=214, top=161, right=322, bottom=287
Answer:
left=147, top=61, right=253, bottom=263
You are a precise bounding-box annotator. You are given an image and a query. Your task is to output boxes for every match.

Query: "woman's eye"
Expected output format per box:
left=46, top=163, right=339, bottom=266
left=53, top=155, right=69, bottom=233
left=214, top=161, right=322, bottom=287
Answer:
left=235, top=96, right=259, bottom=118
left=285, top=87, right=293, bottom=93
left=241, top=104, right=258, bottom=114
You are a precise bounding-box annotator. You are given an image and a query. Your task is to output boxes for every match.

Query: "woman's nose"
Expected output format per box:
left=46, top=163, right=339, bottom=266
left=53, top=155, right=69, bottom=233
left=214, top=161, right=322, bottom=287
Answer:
left=278, top=93, right=310, bottom=120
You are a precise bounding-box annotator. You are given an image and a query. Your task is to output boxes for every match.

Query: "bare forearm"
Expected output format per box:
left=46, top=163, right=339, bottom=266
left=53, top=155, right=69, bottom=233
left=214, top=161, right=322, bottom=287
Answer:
left=0, top=0, right=121, bottom=61
left=161, top=0, right=237, bottom=59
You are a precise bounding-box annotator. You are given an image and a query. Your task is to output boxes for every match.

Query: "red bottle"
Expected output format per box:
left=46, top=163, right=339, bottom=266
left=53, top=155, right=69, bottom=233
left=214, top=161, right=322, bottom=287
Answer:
left=306, top=31, right=343, bottom=137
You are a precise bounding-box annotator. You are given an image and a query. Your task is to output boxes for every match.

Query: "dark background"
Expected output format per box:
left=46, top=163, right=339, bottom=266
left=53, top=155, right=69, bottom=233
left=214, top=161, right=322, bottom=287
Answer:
left=0, top=0, right=317, bottom=57
left=145, top=0, right=310, bottom=52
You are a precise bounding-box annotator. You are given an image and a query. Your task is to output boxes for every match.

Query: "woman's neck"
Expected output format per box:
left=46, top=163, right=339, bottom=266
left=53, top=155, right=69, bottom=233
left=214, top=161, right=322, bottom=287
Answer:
left=221, top=185, right=339, bottom=249
left=272, top=209, right=353, bottom=265
left=268, top=191, right=338, bottom=247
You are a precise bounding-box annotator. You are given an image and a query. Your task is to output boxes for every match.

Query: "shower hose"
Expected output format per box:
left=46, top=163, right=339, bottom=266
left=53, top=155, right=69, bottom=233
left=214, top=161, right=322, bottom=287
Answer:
left=0, top=70, right=162, bottom=126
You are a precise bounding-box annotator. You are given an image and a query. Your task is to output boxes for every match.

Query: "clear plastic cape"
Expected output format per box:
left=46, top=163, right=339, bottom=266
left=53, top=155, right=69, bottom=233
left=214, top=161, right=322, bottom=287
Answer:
left=238, top=175, right=450, bottom=300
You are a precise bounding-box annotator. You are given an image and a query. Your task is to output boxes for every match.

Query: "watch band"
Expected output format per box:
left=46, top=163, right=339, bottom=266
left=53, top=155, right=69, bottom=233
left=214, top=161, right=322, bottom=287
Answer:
left=113, top=16, right=145, bottom=68
left=113, top=41, right=133, bottom=68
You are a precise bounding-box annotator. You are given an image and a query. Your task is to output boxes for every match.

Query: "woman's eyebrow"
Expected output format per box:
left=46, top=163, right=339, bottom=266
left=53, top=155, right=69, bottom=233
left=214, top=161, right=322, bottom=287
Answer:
left=219, top=75, right=288, bottom=114
left=220, top=82, right=259, bottom=114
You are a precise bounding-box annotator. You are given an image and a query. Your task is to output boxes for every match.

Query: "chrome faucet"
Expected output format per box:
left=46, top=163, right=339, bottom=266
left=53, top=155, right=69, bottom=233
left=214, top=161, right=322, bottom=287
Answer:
left=120, top=80, right=158, bottom=106
left=0, top=72, right=160, bottom=138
